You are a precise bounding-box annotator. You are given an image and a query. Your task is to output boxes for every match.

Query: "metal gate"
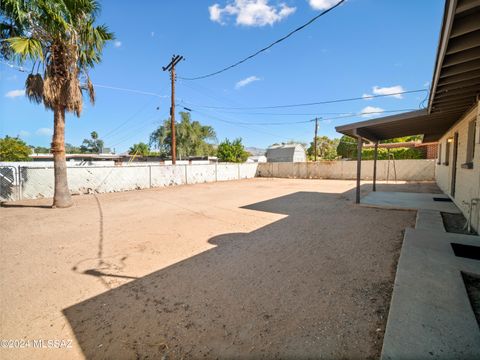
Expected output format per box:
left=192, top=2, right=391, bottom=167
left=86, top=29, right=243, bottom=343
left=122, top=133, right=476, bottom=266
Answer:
left=0, top=166, right=19, bottom=201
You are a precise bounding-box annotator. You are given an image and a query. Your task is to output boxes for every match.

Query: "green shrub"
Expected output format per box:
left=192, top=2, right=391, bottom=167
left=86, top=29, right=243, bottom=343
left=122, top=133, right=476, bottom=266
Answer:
left=360, top=147, right=423, bottom=160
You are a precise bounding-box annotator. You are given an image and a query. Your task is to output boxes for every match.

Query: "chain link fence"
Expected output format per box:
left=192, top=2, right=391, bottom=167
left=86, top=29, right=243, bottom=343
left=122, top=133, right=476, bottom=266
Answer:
left=0, top=166, right=19, bottom=201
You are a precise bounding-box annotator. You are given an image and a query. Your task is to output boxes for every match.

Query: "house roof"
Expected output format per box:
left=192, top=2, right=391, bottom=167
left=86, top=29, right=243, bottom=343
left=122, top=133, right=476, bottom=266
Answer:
left=267, top=144, right=304, bottom=149
left=30, top=153, right=121, bottom=160
left=336, top=0, right=480, bottom=142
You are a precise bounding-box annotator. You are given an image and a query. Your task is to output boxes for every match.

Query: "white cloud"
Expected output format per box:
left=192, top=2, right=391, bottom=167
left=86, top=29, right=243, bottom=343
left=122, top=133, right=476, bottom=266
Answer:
left=114, top=40, right=122, bottom=48
left=209, top=0, right=296, bottom=27
left=36, top=128, right=53, bottom=136
left=235, top=75, right=260, bottom=89
left=19, top=130, right=30, bottom=137
left=361, top=106, right=384, bottom=118
left=308, top=0, right=341, bottom=10
left=362, top=93, right=373, bottom=101
left=5, top=89, right=25, bottom=98
left=372, top=85, right=405, bottom=99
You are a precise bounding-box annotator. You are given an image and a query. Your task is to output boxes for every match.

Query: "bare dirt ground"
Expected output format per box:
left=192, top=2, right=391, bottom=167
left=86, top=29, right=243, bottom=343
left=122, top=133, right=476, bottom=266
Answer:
left=0, top=179, right=437, bottom=359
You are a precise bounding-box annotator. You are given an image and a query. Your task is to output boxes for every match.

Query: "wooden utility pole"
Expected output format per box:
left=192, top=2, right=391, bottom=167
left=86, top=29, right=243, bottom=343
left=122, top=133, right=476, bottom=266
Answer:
left=162, top=54, right=184, bottom=165
left=314, top=117, right=318, bottom=161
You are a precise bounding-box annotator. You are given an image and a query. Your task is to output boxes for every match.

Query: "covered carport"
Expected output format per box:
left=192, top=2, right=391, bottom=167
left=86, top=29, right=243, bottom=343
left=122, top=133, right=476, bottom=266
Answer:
left=336, top=0, right=480, bottom=204
left=335, top=108, right=466, bottom=203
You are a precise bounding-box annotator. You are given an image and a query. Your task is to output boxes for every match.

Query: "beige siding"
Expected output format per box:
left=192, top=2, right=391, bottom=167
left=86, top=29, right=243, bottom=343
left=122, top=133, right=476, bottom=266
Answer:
left=435, top=102, right=480, bottom=232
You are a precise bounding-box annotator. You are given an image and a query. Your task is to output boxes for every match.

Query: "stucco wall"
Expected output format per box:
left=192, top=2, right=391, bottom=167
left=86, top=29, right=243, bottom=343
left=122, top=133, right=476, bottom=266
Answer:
left=256, top=160, right=435, bottom=181
left=10, top=163, right=258, bottom=200
left=435, top=103, right=480, bottom=232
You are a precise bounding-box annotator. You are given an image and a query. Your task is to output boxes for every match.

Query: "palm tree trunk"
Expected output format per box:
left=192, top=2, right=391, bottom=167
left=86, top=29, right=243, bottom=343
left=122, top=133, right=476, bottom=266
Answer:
left=52, top=106, right=73, bottom=208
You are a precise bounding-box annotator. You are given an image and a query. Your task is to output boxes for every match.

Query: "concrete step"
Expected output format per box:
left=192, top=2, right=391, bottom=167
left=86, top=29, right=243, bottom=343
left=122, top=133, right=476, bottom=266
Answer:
left=415, top=209, right=446, bottom=232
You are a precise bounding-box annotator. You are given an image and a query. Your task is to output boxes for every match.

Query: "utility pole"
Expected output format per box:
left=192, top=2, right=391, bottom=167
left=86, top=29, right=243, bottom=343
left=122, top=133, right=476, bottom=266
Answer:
left=314, top=117, right=318, bottom=161
left=162, top=54, right=184, bottom=165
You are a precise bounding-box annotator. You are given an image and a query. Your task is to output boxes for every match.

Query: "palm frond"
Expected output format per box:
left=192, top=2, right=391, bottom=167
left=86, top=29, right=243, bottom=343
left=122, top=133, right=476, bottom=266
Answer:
left=25, top=74, right=44, bottom=104
left=86, top=76, right=95, bottom=104
left=7, top=36, right=44, bottom=62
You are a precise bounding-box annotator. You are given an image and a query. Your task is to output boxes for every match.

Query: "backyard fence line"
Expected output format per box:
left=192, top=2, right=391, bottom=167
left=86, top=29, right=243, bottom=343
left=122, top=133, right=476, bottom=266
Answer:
left=0, top=160, right=437, bottom=202
left=0, top=163, right=259, bottom=201
left=256, top=160, right=436, bottom=181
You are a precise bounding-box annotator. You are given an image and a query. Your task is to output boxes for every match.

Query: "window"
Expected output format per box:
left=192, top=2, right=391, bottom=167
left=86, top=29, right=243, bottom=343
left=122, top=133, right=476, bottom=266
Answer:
left=462, top=120, right=476, bottom=169
left=444, top=139, right=451, bottom=166
left=437, top=143, right=442, bottom=165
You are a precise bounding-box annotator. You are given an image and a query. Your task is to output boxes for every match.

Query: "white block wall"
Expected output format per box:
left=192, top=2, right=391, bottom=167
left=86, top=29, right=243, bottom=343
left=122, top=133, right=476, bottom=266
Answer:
left=256, top=160, right=435, bottom=181
left=10, top=163, right=258, bottom=200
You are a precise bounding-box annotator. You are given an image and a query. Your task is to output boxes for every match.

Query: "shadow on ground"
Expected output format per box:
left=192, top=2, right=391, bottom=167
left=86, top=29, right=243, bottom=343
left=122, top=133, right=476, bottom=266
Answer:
left=61, top=182, right=426, bottom=359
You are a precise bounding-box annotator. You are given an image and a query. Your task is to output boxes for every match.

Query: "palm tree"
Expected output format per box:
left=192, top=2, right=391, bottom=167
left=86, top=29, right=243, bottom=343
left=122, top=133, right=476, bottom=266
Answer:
left=150, top=112, right=217, bottom=159
left=1, top=0, right=114, bottom=207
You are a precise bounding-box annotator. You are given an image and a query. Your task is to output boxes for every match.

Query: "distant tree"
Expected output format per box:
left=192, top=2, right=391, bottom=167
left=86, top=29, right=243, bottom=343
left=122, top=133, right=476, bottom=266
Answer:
left=80, top=131, right=104, bottom=153
left=336, top=135, right=357, bottom=159
left=381, top=135, right=423, bottom=143
left=217, top=138, right=250, bottom=163
left=307, top=136, right=339, bottom=160
left=336, top=135, right=425, bottom=160
left=33, top=146, right=51, bottom=154
left=0, top=136, right=32, bottom=161
left=129, top=142, right=150, bottom=156
left=149, top=112, right=217, bottom=159
left=65, top=143, right=82, bottom=154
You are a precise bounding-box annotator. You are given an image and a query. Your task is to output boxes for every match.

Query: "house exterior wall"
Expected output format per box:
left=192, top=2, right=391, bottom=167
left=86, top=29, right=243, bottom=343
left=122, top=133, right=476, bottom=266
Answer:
left=435, top=102, right=480, bottom=232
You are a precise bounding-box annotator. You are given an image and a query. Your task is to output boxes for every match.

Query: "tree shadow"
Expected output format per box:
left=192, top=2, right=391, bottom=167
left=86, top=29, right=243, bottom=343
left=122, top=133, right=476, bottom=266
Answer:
left=71, top=194, right=136, bottom=288
left=62, top=185, right=419, bottom=359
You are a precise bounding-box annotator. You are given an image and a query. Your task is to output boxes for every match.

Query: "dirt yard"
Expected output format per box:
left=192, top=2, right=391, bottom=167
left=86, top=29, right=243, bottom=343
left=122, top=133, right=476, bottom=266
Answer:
left=0, top=179, right=435, bottom=359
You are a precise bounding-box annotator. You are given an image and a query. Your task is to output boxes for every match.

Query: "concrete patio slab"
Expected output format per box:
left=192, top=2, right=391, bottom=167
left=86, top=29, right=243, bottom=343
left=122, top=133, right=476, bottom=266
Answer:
left=381, top=228, right=480, bottom=360
left=361, top=191, right=461, bottom=213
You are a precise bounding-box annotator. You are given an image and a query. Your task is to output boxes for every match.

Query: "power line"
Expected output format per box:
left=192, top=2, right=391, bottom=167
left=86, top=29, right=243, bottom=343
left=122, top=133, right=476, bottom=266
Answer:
left=180, top=89, right=428, bottom=110
left=93, top=84, right=167, bottom=98
left=108, top=116, right=162, bottom=148
left=1, top=60, right=168, bottom=98
left=178, top=0, right=346, bottom=81
left=102, top=97, right=159, bottom=140
left=186, top=107, right=288, bottom=140
left=181, top=105, right=417, bottom=126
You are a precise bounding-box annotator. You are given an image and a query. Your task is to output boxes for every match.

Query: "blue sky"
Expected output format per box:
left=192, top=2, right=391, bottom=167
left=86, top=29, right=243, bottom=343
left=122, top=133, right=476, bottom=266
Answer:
left=0, top=0, right=445, bottom=152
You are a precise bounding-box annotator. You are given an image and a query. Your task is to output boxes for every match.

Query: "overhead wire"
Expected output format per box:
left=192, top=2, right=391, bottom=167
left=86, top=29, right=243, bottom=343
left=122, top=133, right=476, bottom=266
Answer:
left=178, top=0, right=346, bottom=80
left=186, top=107, right=289, bottom=140
left=109, top=116, right=163, bottom=148
left=180, top=106, right=418, bottom=126
left=102, top=97, right=159, bottom=140
left=179, top=89, right=428, bottom=110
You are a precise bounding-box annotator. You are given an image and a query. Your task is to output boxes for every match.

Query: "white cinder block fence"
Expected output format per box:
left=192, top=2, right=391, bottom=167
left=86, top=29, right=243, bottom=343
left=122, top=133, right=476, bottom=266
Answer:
left=0, top=160, right=435, bottom=201
left=0, top=163, right=258, bottom=201
left=256, top=160, right=435, bottom=181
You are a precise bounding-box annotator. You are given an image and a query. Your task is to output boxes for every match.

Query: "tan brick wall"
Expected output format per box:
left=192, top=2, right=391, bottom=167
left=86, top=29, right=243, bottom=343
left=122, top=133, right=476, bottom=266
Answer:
left=425, top=143, right=438, bottom=159
left=435, top=102, right=480, bottom=232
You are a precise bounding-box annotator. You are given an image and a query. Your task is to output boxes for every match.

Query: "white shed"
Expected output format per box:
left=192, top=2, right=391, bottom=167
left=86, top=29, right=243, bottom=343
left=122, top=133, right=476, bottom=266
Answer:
left=266, top=144, right=306, bottom=163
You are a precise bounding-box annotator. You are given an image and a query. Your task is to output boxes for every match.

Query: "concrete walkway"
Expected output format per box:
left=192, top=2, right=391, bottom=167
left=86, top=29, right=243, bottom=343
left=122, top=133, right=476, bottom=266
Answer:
left=381, top=215, right=480, bottom=359
left=361, top=191, right=461, bottom=213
